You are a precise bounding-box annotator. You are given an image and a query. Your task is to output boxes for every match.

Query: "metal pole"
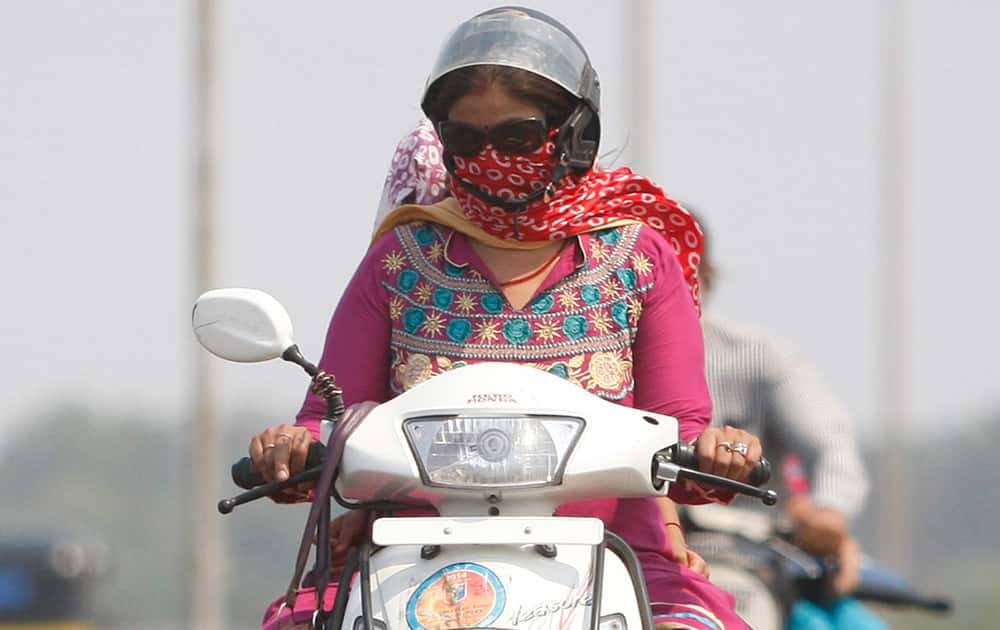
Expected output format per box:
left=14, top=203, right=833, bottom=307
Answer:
left=875, top=0, right=911, bottom=576
left=624, top=0, right=654, bottom=174
left=192, top=0, right=224, bottom=626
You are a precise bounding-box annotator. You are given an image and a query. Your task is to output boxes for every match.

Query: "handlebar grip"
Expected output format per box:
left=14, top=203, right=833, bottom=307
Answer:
left=672, top=442, right=772, bottom=487
left=231, top=457, right=265, bottom=490
left=231, top=441, right=327, bottom=490
left=750, top=456, right=771, bottom=487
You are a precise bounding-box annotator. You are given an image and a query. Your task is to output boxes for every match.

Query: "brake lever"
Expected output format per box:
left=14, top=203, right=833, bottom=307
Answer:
left=217, top=465, right=324, bottom=514
left=653, top=456, right=778, bottom=506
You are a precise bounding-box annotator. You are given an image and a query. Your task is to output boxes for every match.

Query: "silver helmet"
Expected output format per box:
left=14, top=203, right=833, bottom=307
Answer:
left=422, top=6, right=600, bottom=115
left=421, top=6, right=602, bottom=211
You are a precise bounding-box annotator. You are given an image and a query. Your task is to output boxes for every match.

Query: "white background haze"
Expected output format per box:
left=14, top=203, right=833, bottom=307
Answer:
left=2, top=1, right=998, bottom=447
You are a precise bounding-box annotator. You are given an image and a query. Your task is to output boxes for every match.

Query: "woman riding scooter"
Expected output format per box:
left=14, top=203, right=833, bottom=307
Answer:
left=249, top=7, right=763, bottom=629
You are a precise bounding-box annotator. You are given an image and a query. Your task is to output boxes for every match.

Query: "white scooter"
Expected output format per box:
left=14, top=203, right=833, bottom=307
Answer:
left=193, top=288, right=777, bottom=630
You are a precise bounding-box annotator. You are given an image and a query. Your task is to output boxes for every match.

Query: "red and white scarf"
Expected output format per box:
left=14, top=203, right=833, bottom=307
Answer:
left=450, top=133, right=705, bottom=307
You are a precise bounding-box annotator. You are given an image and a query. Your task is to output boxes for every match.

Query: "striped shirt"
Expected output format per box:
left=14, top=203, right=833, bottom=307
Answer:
left=702, top=315, right=869, bottom=519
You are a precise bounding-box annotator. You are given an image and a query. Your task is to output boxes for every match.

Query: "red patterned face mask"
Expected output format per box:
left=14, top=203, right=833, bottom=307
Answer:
left=449, top=136, right=705, bottom=309
left=450, top=130, right=558, bottom=207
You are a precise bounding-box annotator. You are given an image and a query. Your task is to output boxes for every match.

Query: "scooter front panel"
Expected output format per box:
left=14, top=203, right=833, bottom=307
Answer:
left=340, top=543, right=644, bottom=630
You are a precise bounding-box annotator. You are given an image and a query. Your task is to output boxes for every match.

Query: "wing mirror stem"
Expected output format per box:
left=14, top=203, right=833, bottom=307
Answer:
left=281, top=344, right=345, bottom=421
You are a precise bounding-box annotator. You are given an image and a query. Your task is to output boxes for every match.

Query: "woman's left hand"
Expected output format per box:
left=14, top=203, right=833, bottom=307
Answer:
left=694, top=425, right=763, bottom=483
left=684, top=547, right=711, bottom=578
left=664, top=521, right=711, bottom=578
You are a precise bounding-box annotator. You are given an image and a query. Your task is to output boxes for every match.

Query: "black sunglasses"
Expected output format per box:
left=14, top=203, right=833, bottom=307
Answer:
left=437, top=117, right=549, bottom=157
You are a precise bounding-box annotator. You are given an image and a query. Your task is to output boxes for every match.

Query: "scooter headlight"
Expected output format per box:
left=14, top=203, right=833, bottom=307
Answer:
left=403, top=415, right=584, bottom=488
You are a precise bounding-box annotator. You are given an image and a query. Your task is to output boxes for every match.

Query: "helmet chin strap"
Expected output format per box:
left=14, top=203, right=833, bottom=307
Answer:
left=443, top=156, right=555, bottom=213
left=443, top=157, right=564, bottom=238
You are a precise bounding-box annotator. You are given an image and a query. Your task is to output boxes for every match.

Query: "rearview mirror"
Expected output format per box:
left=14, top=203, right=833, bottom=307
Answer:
left=192, top=288, right=295, bottom=363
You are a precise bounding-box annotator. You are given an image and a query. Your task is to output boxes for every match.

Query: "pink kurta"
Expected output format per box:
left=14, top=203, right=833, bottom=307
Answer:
left=287, top=221, right=744, bottom=629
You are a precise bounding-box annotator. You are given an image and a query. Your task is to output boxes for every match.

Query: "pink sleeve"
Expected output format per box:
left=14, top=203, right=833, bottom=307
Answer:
left=294, top=233, right=397, bottom=439
left=630, top=230, right=715, bottom=503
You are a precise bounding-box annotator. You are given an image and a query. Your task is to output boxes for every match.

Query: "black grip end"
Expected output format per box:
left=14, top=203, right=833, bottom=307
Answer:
left=749, top=456, right=772, bottom=487
left=218, top=498, right=236, bottom=514
left=928, top=598, right=953, bottom=613
left=232, top=456, right=265, bottom=490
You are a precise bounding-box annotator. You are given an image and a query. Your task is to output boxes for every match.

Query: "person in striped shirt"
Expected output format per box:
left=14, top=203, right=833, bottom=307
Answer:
left=698, top=221, right=885, bottom=630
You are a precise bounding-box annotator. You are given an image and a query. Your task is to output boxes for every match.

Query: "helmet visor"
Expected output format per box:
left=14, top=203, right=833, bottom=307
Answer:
left=424, top=7, right=599, bottom=111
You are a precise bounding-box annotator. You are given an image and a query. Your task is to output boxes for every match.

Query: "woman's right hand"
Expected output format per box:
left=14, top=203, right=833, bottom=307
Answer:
left=249, top=423, right=314, bottom=482
left=694, top=425, right=763, bottom=484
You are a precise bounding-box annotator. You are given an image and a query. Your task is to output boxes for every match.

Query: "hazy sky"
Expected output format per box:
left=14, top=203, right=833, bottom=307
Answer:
left=2, top=1, right=998, bottom=448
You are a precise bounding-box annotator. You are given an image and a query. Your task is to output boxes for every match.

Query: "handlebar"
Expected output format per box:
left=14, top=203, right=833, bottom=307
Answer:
left=854, top=584, right=953, bottom=612
left=670, top=442, right=772, bottom=487
left=655, top=442, right=778, bottom=506
left=221, top=438, right=776, bottom=514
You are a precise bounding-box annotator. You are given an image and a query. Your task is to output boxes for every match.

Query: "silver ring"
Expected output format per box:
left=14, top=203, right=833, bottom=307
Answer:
left=716, top=441, right=733, bottom=451
left=276, top=432, right=294, bottom=442
left=731, top=442, right=750, bottom=456
left=263, top=443, right=277, bottom=450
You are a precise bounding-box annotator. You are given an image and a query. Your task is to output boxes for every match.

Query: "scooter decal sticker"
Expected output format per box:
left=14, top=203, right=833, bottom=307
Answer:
left=405, top=562, right=506, bottom=630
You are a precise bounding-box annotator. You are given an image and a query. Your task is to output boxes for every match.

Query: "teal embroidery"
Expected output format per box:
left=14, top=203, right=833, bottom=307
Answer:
left=611, top=301, right=629, bottom=328
left=414, top=225, right=437, bottom=246
left=448, top=319, right=473, bottom=343
left=530, top=292, right=555, bottom=314
left=616, top=268, right=637, bottom=290
left=581, top=285, right=601, bottom=305
left=403, top=308, right=426, bottom=334
left=387, top=222, right=649, bottom=403
left=481, top=293, right=505, bottom=314
left=549, top=362, right=569, bottom=378
left=398, top=270, right=419, bottom=292
left=563, top=316, right=588, bottom=341
left=597, top=229, right=621, bottom=246
left=503, top=319, right=532, bottom=344
left=433, top=288, right=454, bottom=310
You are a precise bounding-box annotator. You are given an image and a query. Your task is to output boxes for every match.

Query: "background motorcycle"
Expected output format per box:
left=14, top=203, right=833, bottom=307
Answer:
left=680, top=503, right=952, bottom=629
